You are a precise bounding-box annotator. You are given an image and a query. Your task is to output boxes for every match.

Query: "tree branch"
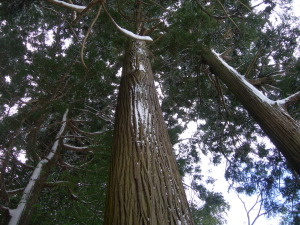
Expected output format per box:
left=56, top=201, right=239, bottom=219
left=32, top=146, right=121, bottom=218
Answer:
left=81, top=3, right=102, bottom=69
left=6, top=188, right=25, bottom=195
left=247, top=77, right=274, bottom=87
left=236, top=0, right=252, bottom=12
left=102, top=4, right=153, bottom=41
left=216, top=0, right=241, bottom=31
left=276, top=91, right=300, bottom=107
left=69, top=121, right=106, bottom=136
left=46, top=0, right=86, bottom=12
left=44, top=181, right=70, bottom=188
left=63, top=143, right=91, bottom=152
left=72, top=0, right=101, bottom=24
left=220, top=47, right=234, bottom=61
left=245, top=45, right=264, bottom=78
left=59, top=156, right=94, bottom=170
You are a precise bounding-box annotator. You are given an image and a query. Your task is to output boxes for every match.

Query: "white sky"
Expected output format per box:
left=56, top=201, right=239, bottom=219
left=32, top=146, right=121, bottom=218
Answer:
left=293, top=0, right=300, bottom=16
left=179, top=122, right=280, bottom=225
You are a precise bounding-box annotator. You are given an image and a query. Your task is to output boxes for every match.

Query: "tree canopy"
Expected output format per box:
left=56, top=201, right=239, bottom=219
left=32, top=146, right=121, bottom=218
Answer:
left=0, top=0, right=299, bottom=224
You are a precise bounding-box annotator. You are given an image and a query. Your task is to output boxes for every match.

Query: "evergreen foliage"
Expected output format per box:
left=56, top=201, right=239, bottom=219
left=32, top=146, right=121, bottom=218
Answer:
left=0, top=0, right=299, bottom=224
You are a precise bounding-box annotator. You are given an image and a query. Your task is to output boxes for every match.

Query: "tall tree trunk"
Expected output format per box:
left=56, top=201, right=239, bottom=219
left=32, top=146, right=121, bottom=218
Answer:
left=104, top=40, right=194, bottom=225
left=200, top=47, right=300, bottom=175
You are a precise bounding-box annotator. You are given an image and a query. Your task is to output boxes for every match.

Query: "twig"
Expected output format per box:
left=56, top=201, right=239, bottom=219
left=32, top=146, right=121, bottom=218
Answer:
left=216, top=0, right=240, bottom=32
left=236, top=0, right=252, bottom=12
left=245, top=45, right=264, bottom=78
left=63, top=143, right=92, bottom=152
left=81, top=4, right=102, bottom=69
left=72, top=0, right=100, bottom=24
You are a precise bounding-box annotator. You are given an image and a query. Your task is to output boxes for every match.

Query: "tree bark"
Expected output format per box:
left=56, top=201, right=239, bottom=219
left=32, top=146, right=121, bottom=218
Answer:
left=6, top=109, right=69, bottom=225
left=200, top=46, right=300, bottom=175
left=104, top=40, right=194, bottom=225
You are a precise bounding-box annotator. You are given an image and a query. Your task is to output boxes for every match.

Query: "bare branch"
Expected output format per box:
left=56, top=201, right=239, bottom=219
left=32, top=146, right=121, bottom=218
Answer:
left=44, top=181, right=70, bottom=187
left=247, top=77, right=274, bottom=87
left=236, top=193, right=250, bottom=225
left=6, top=188, right=25, bottom=195
left=72, top=0, right=101, bottom=24
left=220, top=47, right=234, bottom=61
left=81, top=4, right=102, bottom=69
left=236, top=0, right=252, bottom=12
left=46, top=0, right=86, bottom=12
left=59, top=159, right=94, bottom=170
left=69, top=121, right=106, bottom=136
left=264, top=84, right=281, bottom=91
left=216, top=0, right=241, bottom=31
left=266, top=70, right=285, bottom=77
left=245, top=45, right=264, bottom=78
left=63, top=143, right=91, bottom=152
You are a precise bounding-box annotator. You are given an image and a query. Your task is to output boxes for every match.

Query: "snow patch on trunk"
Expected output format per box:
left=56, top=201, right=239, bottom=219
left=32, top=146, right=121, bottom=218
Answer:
left=139, top=64, right=146, bottom=72
left=133, top=85, right=151, bottom=138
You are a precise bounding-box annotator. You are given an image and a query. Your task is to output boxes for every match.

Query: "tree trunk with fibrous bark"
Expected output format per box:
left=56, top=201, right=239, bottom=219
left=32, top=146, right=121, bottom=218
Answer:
left=104, top=40, right=194, bottom=225
left=200, top=46, right=300, bottom=175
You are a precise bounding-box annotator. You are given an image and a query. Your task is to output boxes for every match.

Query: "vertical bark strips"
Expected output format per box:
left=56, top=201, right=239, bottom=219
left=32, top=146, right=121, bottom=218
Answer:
left=104, top=40, right=194, bottom=225
left=200, top=47, right=300, bottom=175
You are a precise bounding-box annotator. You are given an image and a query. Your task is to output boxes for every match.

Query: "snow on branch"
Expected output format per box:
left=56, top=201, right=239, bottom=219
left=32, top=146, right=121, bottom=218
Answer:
left=211, top=49, right=275, bottom=105
left=8, top=109, right=69, bottom=225
left=47, top=0, right=86, bottom=12
left=211, top=49, right=300, bottom=110
left=115, top=23, right=153, bottom=41
left=103, top=5, right=153, bottom=41
left=276, top=91, right=300, bottom=107
left=47, top=0, right=153, bottom=41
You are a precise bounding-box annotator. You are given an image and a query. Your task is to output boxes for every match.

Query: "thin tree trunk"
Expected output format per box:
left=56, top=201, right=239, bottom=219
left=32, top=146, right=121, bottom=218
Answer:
left=200, top=46, right=300, bottom=175
left=6, top=109, right=69, bottom=225
left=104, top=40, right=194, bottom=225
